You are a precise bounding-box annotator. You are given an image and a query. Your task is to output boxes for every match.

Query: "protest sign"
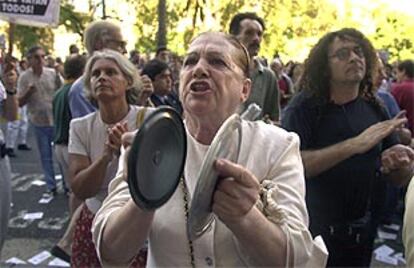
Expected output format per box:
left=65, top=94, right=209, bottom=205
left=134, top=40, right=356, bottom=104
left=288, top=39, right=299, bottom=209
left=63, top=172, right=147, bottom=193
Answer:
left=0, top=0, right=60, bottom=27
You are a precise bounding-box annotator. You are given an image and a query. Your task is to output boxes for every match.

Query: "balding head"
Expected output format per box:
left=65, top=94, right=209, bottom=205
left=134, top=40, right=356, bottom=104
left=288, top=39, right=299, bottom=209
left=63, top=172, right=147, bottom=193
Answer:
left=84, top=21, right=126, bottom=55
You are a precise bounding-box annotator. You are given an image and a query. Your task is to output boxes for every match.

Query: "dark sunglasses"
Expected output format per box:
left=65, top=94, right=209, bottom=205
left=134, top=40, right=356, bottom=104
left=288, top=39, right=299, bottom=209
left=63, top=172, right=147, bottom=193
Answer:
left=329, top=46, right=364, bottom=61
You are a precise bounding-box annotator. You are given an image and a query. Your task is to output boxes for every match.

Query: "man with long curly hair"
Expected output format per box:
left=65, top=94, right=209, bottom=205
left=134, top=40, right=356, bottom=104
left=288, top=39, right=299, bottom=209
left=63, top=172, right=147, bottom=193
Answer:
left=282, top=28, right=414, bottom=266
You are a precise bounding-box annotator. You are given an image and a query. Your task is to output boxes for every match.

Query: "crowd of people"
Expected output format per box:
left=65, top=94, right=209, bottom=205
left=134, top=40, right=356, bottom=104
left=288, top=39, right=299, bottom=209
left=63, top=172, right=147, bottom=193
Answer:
left=0, top=11, right=413, bottom=268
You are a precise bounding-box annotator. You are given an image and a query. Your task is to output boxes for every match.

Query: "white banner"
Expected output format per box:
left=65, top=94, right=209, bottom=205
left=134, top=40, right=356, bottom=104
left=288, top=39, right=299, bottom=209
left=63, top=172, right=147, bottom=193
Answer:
left=0, top=0, right=60, bottom=28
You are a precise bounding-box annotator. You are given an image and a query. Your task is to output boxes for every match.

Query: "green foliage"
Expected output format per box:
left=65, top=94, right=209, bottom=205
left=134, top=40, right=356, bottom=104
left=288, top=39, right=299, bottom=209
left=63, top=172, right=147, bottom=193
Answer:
left=125, top=0, right=414, bottom=63
left=125, top=0, right=159, bottom=53
left=371, top=11, right=414, bottom=61
left=10, top=0, right=92, bottom=56
left=258, top=0, right=338, bottom=60
left=14, top=25, right=54, bottom=55
left=59, top=2, right=92, bottom=39
left=7, top=0, right=414, bottom=62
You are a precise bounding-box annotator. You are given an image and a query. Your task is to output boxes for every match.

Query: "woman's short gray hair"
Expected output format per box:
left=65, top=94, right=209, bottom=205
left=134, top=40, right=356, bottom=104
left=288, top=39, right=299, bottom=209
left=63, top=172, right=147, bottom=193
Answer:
left=84, top=49, right=142, bottom=105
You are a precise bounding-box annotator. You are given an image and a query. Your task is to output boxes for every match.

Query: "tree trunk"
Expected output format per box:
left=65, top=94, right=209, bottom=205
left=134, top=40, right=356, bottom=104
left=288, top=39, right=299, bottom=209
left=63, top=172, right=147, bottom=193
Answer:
left=157, top=0, right=167, bottom=48
left=102, top=0, right=107, bottom=19
left=8, top=23, right=15, bottom=55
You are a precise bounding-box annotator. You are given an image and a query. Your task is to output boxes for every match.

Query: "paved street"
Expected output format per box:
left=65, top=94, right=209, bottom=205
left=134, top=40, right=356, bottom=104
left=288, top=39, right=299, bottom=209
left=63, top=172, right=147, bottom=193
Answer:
left=0, top=125, right=69, bottom=267
left=0, top=125, right=409, bottom=267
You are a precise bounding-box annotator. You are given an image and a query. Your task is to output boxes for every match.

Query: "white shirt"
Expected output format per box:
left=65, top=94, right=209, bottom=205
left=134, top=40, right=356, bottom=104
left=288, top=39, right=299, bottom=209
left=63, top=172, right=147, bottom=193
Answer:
left=0, top=80, right=6, bottom=143
left=17, top=67, right=63, bottom=126
left=68, top=105, right=145, bottom=213
left=93, top=120, right=328, bottom=267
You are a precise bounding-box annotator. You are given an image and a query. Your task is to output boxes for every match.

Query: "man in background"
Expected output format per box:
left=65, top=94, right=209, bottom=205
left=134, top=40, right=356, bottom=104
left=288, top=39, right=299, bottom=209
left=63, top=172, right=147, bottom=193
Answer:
left=68, top=20, right=127, bottom=118
left=17, top=45, right=63, bottom=196
left=141, top=59, right=182, bottom=115
left=155, top=46, right=170, bottom=63
left=282, top=28, right=413, bottom=266
left=230, top=12, right=280, bottom=122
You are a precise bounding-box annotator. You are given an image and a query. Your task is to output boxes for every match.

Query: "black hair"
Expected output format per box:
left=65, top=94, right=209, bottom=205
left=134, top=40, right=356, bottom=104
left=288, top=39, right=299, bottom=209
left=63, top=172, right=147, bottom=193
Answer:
left=69, top=44, right=79, bottom=54
left=397, top=60, right=414, bottom=79
left=229, top=12, right=265, bottom=35
left=141, top=59, right=170, bottom=81
left=64, top=55, right=87, bottom=80
left=155, top=46, right=168, bottom=57
left=299, top=28, right=378, bottom=105
left=26, top=45, right=43, bottom=58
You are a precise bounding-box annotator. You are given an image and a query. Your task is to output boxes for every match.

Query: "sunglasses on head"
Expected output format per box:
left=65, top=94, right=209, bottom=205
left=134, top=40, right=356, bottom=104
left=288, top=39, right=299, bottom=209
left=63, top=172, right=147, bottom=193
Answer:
left=329, top=46, right=364, bottom=61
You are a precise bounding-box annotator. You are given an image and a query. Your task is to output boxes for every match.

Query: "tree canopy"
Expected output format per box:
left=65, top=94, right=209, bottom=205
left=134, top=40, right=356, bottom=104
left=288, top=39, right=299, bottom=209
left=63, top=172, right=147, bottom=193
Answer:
left=1, top=0, right=413, bottom=62
left=126, top=0, right=414, bottom=62
left=1, top=0, right=92, bottom=56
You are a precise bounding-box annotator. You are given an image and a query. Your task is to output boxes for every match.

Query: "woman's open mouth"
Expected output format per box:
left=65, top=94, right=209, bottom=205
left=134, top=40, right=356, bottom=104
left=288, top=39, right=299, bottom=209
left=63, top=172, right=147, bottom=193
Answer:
left=190, top=81, right=211, bottom=92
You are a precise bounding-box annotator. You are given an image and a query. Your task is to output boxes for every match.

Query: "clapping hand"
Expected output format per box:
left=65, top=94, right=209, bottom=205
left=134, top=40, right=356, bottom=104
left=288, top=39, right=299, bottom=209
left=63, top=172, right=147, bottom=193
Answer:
left=137, top=75, right=154, bottom=106
left=381, top=144, right=414, bottom=174
left=105, top=121, right=129, bottom=158
left=352, top=111, right=407, bottom=154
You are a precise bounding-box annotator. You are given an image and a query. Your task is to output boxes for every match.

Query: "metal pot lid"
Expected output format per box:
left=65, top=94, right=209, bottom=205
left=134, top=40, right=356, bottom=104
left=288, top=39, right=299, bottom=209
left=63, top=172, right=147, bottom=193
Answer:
left=187, top=113, right=242, bottom=241
left=127, top=107, right=187, bottom=210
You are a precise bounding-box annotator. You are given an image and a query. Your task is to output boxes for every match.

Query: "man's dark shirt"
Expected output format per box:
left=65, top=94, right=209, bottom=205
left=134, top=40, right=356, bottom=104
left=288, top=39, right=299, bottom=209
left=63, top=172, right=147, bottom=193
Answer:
left=150, top=92, right=183, bottom=116
left=282, top=91, right=398, bottom=233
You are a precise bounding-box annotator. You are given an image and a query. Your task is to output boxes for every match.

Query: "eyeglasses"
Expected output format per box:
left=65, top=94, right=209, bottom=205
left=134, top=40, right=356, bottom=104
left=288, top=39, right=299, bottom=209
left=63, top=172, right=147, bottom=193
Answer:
left=329, top=46, right=364, bottom=61
left=107, top=39, right=127, bottom=49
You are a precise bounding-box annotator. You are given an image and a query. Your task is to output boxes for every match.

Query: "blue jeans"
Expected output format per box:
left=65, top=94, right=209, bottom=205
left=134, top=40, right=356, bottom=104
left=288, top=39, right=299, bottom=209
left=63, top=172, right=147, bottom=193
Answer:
left=32, top=125, right=56, bottom=191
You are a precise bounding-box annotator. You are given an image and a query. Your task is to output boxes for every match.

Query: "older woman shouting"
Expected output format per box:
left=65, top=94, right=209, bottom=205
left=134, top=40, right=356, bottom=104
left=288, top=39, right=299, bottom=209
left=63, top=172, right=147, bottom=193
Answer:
left=68, top=50, right=150, bottom=267
left=92, top=32, right=326, bottom=267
